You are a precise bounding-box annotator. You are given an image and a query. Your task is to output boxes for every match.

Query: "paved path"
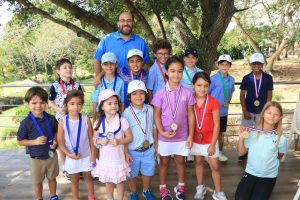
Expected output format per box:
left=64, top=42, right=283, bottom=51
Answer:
left=0, top=149, right=299, bottom=200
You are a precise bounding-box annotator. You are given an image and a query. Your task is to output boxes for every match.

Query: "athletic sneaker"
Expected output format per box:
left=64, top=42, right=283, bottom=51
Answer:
left=194, top=185, right=206, bottom=199
left=129, top=192, right=139, bottom=200
left=63, top=170, right=71, bottom=179
left=212, top=191, right=227, bottom=200
left=160, top=187, right=173, bottom=200
left=174, top=185, right=185, bottom=200
left=49, top=195, right=59, bottom=200
left=219, top=151, right=228, bottom=162
left=143, top=189, right=156, bottom=200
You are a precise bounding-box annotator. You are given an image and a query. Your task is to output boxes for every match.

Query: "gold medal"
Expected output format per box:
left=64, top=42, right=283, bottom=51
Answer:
left=241, top=131, right=249, bottom=139
left=223, top=102, right=229, bottom=107
left=254, top=100, right=260, bottom=107
left=171, top=123, right=178, bottom=132
left=198, top=133, right=202, bottom=141
left=106, top=132, right=115, bottom=140
left=142, top=140, right=150, bottom=148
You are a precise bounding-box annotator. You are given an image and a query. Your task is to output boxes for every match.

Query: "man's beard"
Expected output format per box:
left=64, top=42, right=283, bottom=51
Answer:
left=118, top=25, right=132, bottom=35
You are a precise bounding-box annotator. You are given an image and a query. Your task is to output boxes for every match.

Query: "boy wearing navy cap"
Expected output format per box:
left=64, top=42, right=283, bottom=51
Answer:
left=180, top=48, right=203, bottom=93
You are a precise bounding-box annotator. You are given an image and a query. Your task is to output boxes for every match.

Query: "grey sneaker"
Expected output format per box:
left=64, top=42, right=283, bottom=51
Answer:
left=194, top=185, right=206, bottom=199
left=218, top=151, right=228, bottom=162
left=212, top=191, right=227, bottom=200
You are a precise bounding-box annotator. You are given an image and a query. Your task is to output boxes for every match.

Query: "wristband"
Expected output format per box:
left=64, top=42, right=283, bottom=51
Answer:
left=90, top=161, right=96, bottom=168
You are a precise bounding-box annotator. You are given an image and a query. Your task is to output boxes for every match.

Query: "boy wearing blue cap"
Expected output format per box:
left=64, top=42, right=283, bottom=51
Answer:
left=91, top=52, right=125, bottom=121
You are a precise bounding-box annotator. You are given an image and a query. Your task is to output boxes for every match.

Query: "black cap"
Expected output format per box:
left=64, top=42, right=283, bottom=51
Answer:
left=184, top=48, right=198, bottom=58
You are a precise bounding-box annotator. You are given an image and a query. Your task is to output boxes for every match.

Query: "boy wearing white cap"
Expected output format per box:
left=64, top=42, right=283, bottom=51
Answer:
left=91, top=52, right=125, bottom=122
left=239, top=53, right=273, bottom=161
left=209, top=54, right=235, bottom=162
left=120, top=49, right=148, bottom=107
left=122, top=80, right=157, bottom=200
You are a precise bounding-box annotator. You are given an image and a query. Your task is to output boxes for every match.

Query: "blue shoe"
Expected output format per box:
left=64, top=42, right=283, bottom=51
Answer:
left=143, top=189, right=156, bottom=200
left=129, top=192, right=139, bottom=200
left=49, top=195, right=59, bottom=200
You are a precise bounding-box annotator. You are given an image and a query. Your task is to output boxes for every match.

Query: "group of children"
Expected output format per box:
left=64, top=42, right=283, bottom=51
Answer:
left=17, top=38, right=287, bottom=200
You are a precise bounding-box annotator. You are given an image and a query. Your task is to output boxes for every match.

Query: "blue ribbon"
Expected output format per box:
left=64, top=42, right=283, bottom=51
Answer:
left=102, top=76, right=117, bottom=91
left=66, top=114, right=82, bottom=155
left=98, top=115, right=121, bottom=138
left=30, top=112, right=54, bottom=146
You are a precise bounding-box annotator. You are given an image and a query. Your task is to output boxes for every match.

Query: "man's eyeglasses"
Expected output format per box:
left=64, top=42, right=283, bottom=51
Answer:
left=119, top=19, right=133, bottom=23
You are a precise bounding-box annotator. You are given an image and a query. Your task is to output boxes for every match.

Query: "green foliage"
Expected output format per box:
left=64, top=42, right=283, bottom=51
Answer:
left=272, top=91, right=283, bottom=101
left=13, top=106, right=29, bottom=123
left=0, top=139, right=22, bottom=150
left=0, top=128, right=18, bottom=139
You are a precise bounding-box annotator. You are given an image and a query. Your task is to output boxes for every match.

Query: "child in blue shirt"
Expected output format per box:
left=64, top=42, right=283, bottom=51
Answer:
left=236, top=101, right=287, bottom=200
left=119, top=49, right=148, bottom=107
left=17, top=87, right=59, bottom=200
left=91, top=52, right=125, bottom=121
left=240, top=53, right=273, bottom=126
left=209, top=54, right=235, bottom=162
left=180, top=48, right=203, bottom=92
left=147, top=39, right=172, bottom=101
left=123, top=80, right=157, bottom=200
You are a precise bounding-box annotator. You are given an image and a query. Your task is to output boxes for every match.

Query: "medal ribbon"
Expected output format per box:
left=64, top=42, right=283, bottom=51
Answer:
left=130, top=70, right=143, bottom=81
left=194, top=95, right=209, bottom=131
left=245, top=126, right=276, bottom=135
left=66, top=114, right=82, bottom=155
left=165, top=84, right=182, bottom=119
left=184, top=67, right=193, bottom=84
left=98, top=116, right=121, bottom=137
left=218, top=72, right=230, bottom=100
left=157, top=60, right=167, bottom=84
left=129, top=105, right=149, bottom=139
left=30, top=112, right=54, bottom=146
left=253, top=73, right=262, bottom=99
left=102, top=76, right=117, bottom=91
left=59, top=79, right=74, bottom=95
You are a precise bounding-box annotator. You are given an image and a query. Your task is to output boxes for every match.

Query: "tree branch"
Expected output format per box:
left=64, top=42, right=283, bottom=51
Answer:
left=154, top=11, right=167, bottom=39
left=121, top=0, right=156, bottom=44
left=15, top=0, right=100, bottom=44
left=49, top=0, right=114, bottom=33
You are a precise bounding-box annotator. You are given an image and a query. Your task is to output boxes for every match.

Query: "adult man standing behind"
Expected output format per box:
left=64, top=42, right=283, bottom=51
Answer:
left=93, top=11, right=151, bottom=78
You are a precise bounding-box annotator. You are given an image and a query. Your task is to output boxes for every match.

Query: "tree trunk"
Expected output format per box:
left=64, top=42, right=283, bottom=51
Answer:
left=265, top=36, right=291, bottom=73
left=198, top=0, right=236, bottom=73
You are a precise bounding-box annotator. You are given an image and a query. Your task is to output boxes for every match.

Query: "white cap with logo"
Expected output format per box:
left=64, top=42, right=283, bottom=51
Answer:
left=127, top=49, right=143, bottom=60
left=250, top=53, right=264, bottom=64
left=127, top=80, right=147, bottom=94
left=217, top=54, right=232, bottom=63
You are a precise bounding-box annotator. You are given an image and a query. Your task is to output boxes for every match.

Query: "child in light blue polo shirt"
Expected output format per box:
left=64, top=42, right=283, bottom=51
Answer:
left=122, top=80, right=157, bottom=200
left=180, top=48, right=203, bottom=92
left=209, top=54, right=235, bottom=162
left=147, top=39, right=172, bottom=101
left=235, top=101, right=287, bottom=200
left=91, top=52, right=124, bottom=122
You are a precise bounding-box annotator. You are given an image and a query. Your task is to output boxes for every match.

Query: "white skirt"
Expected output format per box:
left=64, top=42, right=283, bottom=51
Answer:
left=65, top=156, right=91, bottom=174
left=190, top=143, right=219, bottom=158
left=158, top=140, right=189, bottom=156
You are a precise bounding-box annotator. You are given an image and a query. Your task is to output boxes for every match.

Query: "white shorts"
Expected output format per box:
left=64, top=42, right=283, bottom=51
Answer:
left=190, top=142, right=219, bottom=158
left=158, top=140, right=189, bottom=156
left=65, top=156, right=91, bottom=174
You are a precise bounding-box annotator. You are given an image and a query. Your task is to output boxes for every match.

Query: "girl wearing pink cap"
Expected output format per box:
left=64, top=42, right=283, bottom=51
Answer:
left=93, top=89, right=133, bottom=200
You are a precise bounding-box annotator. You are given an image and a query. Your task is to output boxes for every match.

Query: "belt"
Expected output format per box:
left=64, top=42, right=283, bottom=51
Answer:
left=30, top=156, right=45, bottom=160
left=134, top=143, right=153, bottom=152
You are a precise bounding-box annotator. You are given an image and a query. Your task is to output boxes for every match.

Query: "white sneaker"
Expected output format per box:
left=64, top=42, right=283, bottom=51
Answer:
left=194, top=185, right=206, bottom=199
left=218, top=151, right=228, bottom=162
left=212, top=191, right=227, bottom=200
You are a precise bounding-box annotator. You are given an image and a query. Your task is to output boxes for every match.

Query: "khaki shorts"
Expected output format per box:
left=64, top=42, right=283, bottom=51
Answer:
left=29, top=152, right=59, bottom=184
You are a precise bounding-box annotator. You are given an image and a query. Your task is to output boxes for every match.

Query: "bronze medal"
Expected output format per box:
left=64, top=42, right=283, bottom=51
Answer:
left=223, top=102, right=229, bottom=107
left=143, top=140, right=150, bottom=148
left=254, top=100, right=260, bottom=107
left=198, top=133, right=202, bottom=141
left=171, top=123, right=178, bottom=132
left=106, top=132, right=115, bottom=140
